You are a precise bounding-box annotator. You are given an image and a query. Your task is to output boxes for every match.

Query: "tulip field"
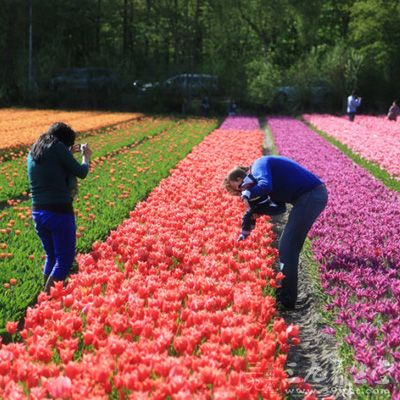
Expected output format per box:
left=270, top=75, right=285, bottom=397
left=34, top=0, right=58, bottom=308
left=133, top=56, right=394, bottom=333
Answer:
left=0, top=110, right=399, bottom=399
left=0, top=114, right=315, bottom=399
left=0, top=108, right=143, bottom=151
left=269, top=116, right=400, bottom=399
left=0, top=115, right=219, bottom=335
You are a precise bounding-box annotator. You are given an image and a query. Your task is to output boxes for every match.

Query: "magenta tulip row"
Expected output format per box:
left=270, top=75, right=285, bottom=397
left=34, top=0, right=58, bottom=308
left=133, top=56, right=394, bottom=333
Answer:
left=268, top=116, right=400, bottom=396
left=303, top=114, right=400, bottom=179
left=219, top=116, right=260, bottom=130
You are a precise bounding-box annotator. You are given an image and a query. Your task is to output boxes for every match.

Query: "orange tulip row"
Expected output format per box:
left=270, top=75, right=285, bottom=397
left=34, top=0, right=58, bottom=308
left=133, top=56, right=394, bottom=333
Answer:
left=0, top=108, right=143, bottom=149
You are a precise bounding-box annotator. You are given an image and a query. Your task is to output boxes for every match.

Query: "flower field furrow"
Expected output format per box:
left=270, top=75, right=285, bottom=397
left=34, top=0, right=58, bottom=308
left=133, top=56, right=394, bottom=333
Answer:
left=0, top=108, right=142, bottom=150
left=268, top=116, right=400, bottom=396
left=303, top=114, right=400, bottom=178
left=0, top=119, right=217, bottom=335
left=0, top=121, right=304, bottom=399
left=0, top=117, right=174, bottom=203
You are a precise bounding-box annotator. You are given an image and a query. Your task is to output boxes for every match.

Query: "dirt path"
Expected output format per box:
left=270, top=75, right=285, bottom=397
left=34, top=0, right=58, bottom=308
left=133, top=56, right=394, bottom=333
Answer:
left=263, top=126, right=352, bottom=399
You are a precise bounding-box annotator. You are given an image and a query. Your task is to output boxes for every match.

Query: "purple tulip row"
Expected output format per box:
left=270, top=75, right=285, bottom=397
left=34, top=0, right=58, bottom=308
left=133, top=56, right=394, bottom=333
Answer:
left=268, top=116, right=400, bottom=396
left=219, top=116, right=260, bottom=131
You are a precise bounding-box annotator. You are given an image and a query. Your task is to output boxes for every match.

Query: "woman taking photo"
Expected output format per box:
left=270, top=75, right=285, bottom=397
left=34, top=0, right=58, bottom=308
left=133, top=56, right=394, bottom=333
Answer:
left=27, top=122, right=92, bottom=293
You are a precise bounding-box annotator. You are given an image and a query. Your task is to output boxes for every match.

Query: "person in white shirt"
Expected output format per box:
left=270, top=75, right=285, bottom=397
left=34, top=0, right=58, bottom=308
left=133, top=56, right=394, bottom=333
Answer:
left=347, top=90, right=362, bottom=121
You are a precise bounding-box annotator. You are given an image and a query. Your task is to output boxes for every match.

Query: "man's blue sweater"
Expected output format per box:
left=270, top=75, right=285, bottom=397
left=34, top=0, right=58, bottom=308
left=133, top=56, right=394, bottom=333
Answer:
left=242, top=156, right=323, bottom=205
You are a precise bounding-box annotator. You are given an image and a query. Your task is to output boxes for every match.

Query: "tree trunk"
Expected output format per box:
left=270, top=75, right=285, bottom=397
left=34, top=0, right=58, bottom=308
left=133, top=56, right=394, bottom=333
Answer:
left=144, top=0, right=152, bottom=66
left=122, top=0, right=128, bottom=58
left=184, top=0, right=192, bottom=113
left=128, top=0, right=135, bottom=70
left=3, top=0, right=20, bottom=100
left=193, top=0, right=203, bottom=68
left=172, top=0, right=179, bottom=66
left=95, top=0, right=101, bottom=54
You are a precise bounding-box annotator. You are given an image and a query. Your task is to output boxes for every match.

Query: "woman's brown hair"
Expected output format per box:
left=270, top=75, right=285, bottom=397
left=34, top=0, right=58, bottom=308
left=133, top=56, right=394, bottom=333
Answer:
left=30, top=122, right=76, bottom=162
left=222, top=166, right=249, bottom=195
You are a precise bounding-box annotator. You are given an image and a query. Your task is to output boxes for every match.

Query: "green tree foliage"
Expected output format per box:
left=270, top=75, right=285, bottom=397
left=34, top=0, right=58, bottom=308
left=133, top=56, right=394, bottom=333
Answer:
left=348, top=0, right=400, bottom=107
left=245, top=59, right=282, bottom=105
left=0, top=0, right=398, bottom=111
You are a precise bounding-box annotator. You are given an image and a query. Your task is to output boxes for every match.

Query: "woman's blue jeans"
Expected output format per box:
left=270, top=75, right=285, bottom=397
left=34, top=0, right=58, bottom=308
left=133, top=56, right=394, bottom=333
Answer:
left=32, top=210, right=76, bottom=280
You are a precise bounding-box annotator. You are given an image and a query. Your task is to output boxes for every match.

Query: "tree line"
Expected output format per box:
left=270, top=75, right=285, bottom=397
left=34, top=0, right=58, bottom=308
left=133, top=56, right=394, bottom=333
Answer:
left=1, top=0, right=399, bottom=112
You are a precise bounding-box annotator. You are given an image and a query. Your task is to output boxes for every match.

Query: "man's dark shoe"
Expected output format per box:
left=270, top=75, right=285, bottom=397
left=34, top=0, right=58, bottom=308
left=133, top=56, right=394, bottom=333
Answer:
left=276, top=289, right=296, bottom=311
left=278, top=300, right=296, bottom=311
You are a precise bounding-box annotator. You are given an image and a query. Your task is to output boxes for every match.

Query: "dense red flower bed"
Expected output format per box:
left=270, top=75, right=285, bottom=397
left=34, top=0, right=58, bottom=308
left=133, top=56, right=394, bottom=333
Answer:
left=0, top=125, right=308, bottom=399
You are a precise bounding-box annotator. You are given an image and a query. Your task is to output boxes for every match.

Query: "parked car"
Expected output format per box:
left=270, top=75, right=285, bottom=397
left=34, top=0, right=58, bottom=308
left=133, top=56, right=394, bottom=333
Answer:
left=137, top=80, right=160, bottom=94
left=164, top=74, right=219, bottom=97
left=273, top=81, right=332, bottom=110
left=50, top=68, right=117, bottom=92
left=138, top=73, right=219, bottom=97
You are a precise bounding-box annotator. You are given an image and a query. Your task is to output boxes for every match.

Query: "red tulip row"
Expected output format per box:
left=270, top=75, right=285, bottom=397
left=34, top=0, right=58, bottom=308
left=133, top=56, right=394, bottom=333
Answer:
left=0, top=126, right=314, bottom=399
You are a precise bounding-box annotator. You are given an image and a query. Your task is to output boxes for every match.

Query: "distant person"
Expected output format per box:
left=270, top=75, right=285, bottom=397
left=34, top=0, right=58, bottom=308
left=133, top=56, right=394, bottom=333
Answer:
left=181, top=98, right=188, bottom=115
left=347, top=90, right=362, bottom=121
left=201, top=95, right=210, bottom=116
left=27, top=122, right=92, bottom=293
left=387, top=100, right=400, bottom=121
left=228, top=100, right=237, bottom=116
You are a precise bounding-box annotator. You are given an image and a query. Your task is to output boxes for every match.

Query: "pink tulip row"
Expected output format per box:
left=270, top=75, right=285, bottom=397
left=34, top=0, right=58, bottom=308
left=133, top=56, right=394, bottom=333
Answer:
left=219, top=116, right=260, bottom=130
left=268, top=116, right=400, bottom=397
left=353, top=114, right=400, bottom=138
left=303, top=114, right=400, bottom=179
left=0, top=121, right=311, bottom=399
